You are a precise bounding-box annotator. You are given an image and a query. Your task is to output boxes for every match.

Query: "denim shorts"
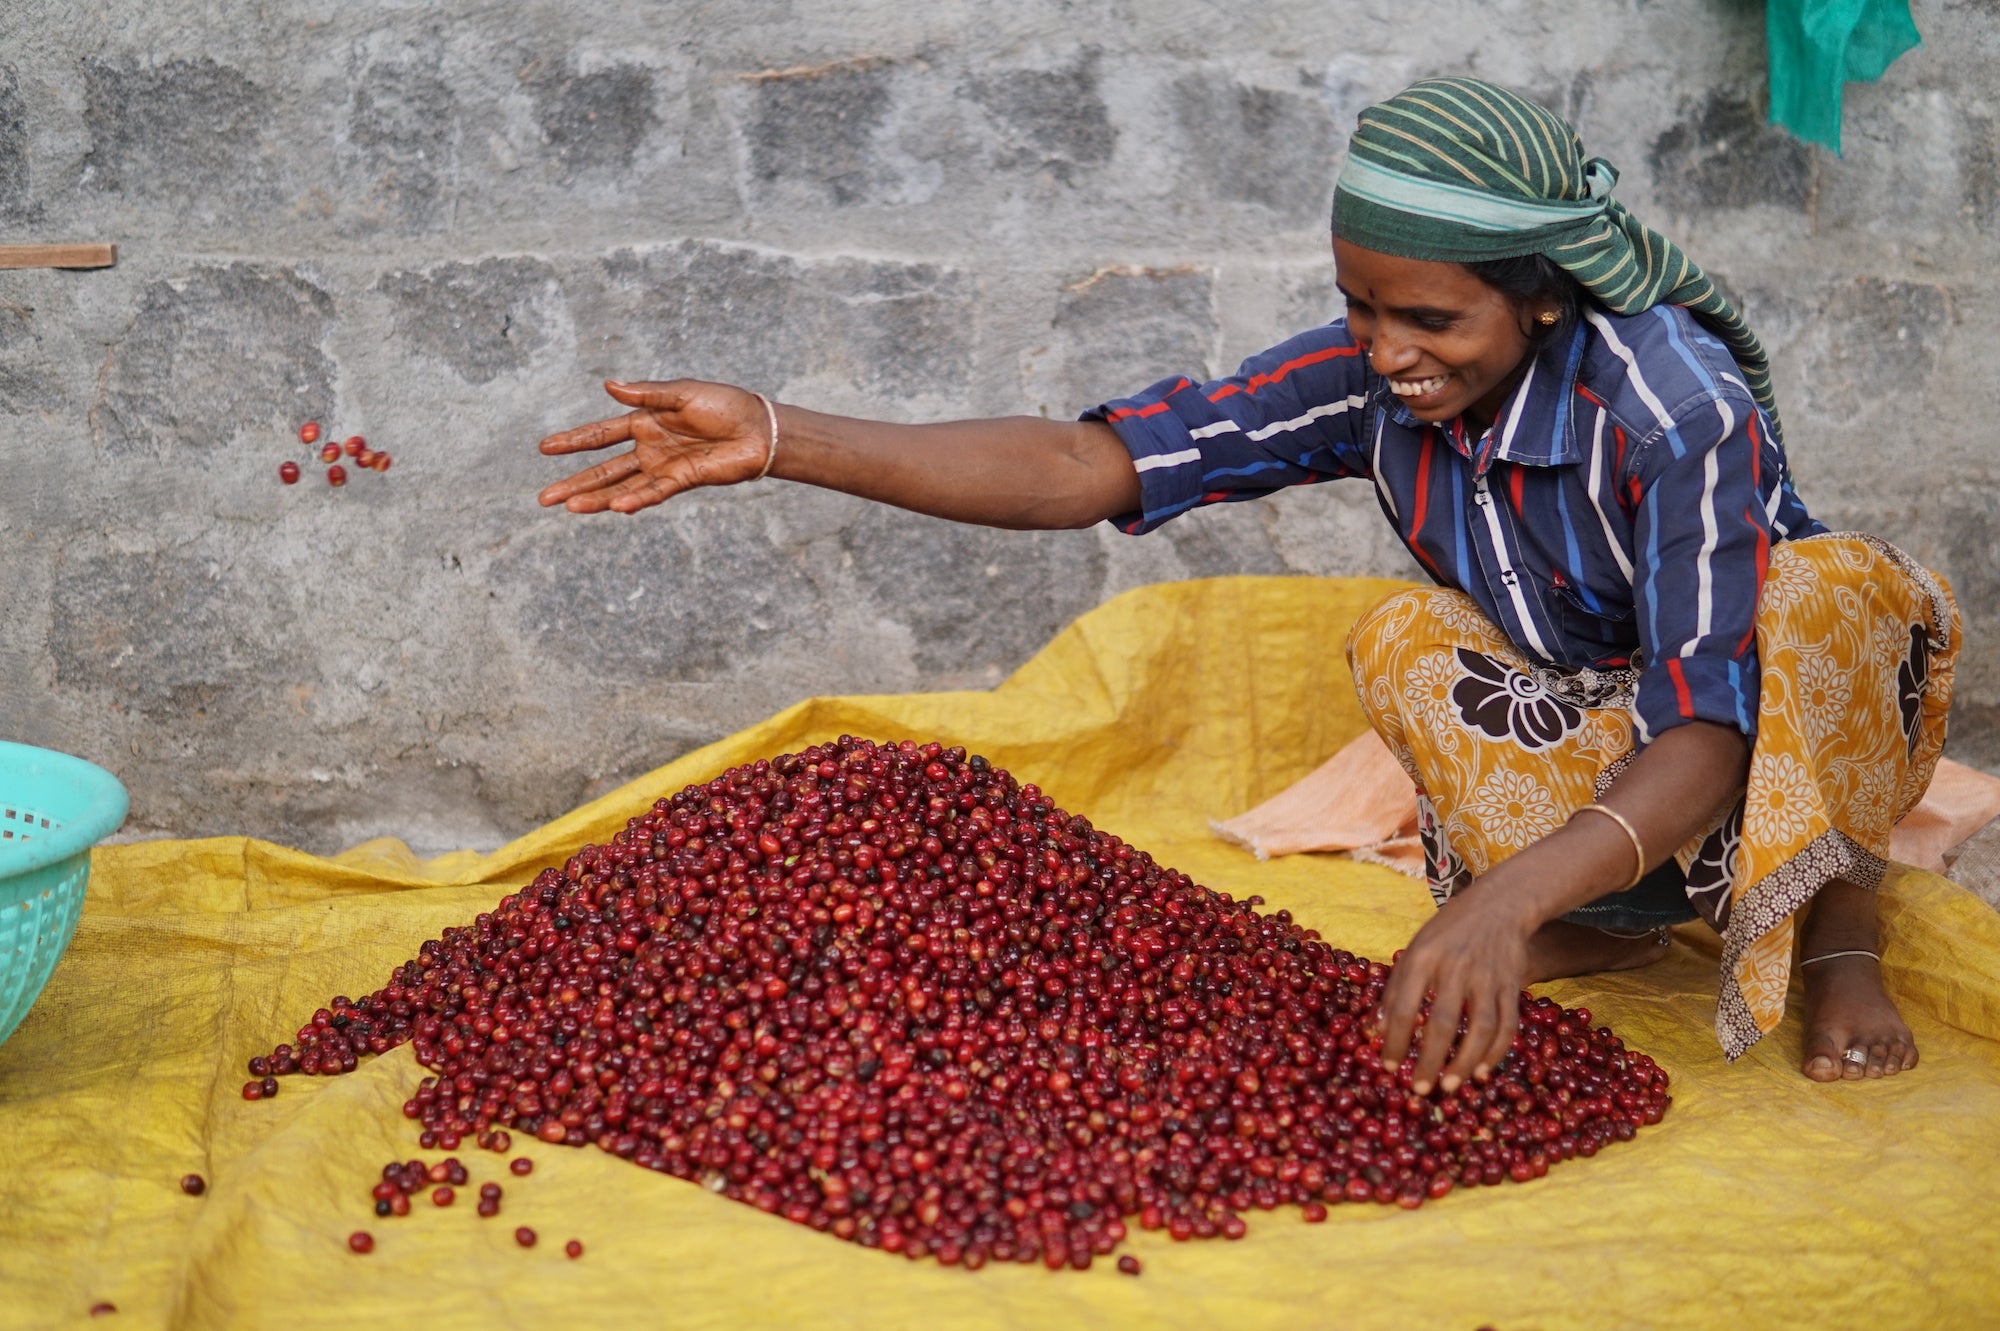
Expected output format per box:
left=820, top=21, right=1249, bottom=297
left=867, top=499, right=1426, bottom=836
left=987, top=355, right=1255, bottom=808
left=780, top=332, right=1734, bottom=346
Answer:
left=1559, top=858, right=1699, bottom=935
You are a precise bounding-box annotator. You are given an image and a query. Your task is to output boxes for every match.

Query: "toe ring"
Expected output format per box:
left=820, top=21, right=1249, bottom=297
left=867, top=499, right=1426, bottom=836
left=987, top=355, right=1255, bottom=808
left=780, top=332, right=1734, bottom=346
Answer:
left=1841, top=1048, right=1869, bottom=1067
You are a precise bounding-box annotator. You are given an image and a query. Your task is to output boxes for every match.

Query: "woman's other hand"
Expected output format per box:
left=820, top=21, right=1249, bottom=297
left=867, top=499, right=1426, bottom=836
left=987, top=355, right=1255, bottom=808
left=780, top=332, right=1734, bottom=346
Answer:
left=1375, top=883, right=1535, bottom=1095
left=538, top=379, right=772, bottom=514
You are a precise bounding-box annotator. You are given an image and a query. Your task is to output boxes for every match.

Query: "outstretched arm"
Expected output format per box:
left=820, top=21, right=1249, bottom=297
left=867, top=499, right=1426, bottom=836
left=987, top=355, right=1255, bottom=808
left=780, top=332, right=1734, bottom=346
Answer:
left=538, top=379, right=1141, bottom=531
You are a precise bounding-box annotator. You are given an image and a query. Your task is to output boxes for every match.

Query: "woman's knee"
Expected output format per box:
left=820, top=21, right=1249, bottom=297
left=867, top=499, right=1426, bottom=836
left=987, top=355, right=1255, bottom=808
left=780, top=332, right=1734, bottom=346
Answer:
left=1345, top=587, right=1471, bottom=677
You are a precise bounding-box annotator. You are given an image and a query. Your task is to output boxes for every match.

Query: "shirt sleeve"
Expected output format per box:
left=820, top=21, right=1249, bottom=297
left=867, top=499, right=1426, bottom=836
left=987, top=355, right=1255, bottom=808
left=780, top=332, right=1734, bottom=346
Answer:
left=1080, top=322, right=1378, bottom=535
left=1626, top=385, right=1775, bottom=741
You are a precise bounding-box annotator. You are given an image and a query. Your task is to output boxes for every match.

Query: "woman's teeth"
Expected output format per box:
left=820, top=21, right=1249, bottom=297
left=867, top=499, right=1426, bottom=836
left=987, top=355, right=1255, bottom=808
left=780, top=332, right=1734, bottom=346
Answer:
left=1391, top=374, right=1448, bottom=398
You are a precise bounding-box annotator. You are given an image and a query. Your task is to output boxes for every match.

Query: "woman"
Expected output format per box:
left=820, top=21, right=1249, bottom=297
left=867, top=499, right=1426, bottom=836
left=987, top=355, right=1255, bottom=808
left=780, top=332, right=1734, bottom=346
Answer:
left=537, top=78, right=1957, bottom=1093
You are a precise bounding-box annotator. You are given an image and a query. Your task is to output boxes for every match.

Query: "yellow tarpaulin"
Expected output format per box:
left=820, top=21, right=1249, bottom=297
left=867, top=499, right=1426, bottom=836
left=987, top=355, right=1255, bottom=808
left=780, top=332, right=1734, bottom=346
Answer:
left=6, top=576, right=2000, bottom=1330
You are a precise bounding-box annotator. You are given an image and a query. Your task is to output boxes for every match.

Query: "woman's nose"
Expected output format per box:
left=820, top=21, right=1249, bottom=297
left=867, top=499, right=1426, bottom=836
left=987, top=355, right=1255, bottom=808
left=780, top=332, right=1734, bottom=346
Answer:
left=1368, top=331, right=1418, bottom=375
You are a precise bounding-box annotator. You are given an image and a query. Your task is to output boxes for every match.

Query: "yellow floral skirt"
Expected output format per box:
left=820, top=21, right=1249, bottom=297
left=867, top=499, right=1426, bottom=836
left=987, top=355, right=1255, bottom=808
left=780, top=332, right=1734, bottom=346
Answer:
left=1345, top=534, right=1960, bottom=1057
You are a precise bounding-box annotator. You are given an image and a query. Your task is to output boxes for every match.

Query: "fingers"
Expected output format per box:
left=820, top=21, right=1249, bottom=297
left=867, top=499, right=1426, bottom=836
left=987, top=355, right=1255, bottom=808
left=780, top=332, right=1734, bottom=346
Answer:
left=603, top=379, right=695, bottom=410
left=540, top=412, right=641, bottom=457
left=539, top=382, right=704, bottom=458
left=1410, top=978, right=1465, bottom=1094
left=601, top=470, right=677, bottom=515
left=537, top=452, right=641, bottom=507
left=1375, top=963, right=1429, bottom=1070
left=1445, top=987, right=1513, bottom=1092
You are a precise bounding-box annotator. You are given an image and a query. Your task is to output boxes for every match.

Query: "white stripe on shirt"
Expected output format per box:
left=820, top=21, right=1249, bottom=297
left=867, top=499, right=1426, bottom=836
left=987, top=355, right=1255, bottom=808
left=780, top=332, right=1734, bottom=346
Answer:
left=1244, top=394, right=1367, bottom=442
left=1133, top=447, right=1202, bottom=473
left=1584, top=409, right=1634, bottom=584
left=1493, top=357, right=1535, bottom=461
left=1476, top=476, right=1550, bottom=659
left=1585, top=310, right=1676, bottom=433
left=1680, top=400, right=1729, bottom=655
left=1370, top=415, right=1400, bottom=521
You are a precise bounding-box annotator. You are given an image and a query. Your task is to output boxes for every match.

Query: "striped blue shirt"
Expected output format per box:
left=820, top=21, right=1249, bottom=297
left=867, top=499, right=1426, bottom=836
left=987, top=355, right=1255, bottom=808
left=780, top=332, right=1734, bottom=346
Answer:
left=1085, top=305, right=1825, bottom=742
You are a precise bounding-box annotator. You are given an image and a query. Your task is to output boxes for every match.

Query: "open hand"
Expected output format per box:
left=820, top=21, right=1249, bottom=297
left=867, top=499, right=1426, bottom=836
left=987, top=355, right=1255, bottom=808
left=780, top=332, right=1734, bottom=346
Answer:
left=1375, top=885, right=1532, bottom=1095
left=537, top=379, right=775, bottom=514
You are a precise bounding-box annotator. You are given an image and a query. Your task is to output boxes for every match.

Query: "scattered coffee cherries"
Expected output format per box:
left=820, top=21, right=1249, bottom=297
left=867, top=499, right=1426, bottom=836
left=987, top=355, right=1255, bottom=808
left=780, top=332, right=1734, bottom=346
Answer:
left=1117, top=1255, right=1141, bottom=1276
left=515, top=1227, right=537, bottom=1249
left=565, top=1239, right=584, bottom=1260
left=348, top=1231, right=374, bottom=1255
left=278, top=422, right=395, bottom=490
left=252, top=738, right=1671, bottom=1273
left=180, top=1173, right=206, bottom=1196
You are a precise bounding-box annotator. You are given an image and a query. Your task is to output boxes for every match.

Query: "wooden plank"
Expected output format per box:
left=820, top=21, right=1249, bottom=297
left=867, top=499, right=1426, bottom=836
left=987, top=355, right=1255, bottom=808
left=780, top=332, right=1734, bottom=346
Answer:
left=0, top=243, right=118, bottom=270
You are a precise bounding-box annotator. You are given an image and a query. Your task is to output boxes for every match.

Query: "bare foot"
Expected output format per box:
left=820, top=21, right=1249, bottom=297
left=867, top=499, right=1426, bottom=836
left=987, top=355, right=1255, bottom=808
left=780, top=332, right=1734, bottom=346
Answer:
left=1798, top=877, right=1918, bottom=1083
left=1525, top=919, right=1672, bottom=984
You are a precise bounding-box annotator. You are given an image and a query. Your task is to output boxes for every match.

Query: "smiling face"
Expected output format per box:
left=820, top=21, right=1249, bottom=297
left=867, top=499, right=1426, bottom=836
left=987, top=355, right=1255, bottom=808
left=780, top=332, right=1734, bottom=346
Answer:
left=1333, top=238, right=1552, bottom=431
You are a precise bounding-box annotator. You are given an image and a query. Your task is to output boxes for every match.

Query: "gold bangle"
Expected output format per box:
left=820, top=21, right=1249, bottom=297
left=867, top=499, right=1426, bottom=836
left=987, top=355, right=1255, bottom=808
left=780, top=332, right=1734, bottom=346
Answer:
left=1570, top=803, right=1646, bottom=891
left=752, top=392, right=780, bottom=481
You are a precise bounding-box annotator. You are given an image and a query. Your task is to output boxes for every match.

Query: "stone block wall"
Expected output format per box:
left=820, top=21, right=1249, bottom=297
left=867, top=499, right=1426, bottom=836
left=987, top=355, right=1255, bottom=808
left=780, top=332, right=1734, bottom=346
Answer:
left=2, top=0, right=1994, bottom=853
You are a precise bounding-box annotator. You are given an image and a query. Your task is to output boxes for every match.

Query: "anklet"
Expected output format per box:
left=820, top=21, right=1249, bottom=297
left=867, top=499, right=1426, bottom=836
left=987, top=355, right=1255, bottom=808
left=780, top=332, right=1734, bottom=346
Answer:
left=1799, top=948, right=1880, bottom=966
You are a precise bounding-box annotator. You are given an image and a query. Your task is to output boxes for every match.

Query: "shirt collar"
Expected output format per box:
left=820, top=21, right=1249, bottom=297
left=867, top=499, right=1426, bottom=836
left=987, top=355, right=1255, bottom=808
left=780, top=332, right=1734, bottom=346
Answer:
left=1374, top=322, right=1588, bottom=476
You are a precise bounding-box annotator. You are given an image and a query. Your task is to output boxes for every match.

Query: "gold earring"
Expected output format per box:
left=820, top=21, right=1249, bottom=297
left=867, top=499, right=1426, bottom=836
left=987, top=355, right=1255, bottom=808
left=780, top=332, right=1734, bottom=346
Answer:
left=1537, top=311, right=1559, bottom=326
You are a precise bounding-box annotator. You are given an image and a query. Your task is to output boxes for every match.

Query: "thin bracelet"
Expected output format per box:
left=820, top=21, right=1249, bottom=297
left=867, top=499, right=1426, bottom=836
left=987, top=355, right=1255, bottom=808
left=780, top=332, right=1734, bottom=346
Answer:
left=752, top=392, right=779, bottom=481
left=1569, top=803, right=1646, bottom=891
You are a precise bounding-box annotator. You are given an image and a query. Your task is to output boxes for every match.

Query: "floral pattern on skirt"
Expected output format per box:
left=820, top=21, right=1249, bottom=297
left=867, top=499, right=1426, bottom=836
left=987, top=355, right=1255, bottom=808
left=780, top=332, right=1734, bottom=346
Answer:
left=1346, top=533, right=1959, bottom=1059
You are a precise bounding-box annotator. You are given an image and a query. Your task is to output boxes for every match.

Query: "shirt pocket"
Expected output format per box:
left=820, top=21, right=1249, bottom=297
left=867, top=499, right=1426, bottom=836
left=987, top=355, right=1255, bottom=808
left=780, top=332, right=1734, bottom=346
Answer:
left=1552, top=582, right=1640, bottom=657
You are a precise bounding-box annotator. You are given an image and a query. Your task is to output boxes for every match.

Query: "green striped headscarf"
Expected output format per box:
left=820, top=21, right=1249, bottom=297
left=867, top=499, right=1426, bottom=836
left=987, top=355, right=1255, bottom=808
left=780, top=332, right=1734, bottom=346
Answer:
left=1333, top=77, right=1781, bottom=441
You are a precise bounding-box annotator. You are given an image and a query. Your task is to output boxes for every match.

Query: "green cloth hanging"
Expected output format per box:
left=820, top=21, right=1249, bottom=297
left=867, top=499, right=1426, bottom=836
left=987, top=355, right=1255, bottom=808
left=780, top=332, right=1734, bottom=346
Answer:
left=1765, top=0, right=1921, bottom=152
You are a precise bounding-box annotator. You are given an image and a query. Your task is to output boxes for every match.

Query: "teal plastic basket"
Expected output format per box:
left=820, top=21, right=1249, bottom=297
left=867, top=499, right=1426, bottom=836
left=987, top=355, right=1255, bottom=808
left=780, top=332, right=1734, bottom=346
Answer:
left=0, top=741, right=128, bottom=1048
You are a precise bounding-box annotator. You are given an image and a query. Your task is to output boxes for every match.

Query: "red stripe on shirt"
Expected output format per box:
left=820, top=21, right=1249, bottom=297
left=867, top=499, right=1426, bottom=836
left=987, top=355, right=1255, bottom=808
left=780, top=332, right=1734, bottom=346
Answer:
left=1612, top=420, right=1641, bottom=509
left=1106, top=377, right=1191, bottom=420
left=1507, top=465, right=1525, bottom=517
left=1402, top=433, right=1447, bottom=580
left=1575, top=383, right=1606, bottom=408
left=1733, top=413, right=1770, bottom=658
left=1208, top=344, right=1360, bottom=402
left=1667, top=658, right=1695, bottom=719
left=1735, top=506, right=1769, bottom=658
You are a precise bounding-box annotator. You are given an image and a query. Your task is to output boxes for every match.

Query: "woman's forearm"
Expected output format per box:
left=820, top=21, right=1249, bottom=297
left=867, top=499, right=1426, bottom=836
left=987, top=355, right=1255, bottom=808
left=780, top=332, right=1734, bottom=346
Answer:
left=768, top=406, right=1142, bottom=530
left=1467, top=719, right=1752, bottom=933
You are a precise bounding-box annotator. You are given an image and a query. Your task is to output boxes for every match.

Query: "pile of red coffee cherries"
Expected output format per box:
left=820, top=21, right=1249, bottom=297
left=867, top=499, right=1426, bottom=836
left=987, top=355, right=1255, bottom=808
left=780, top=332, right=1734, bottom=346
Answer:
left=252, top=738, right=1669, bottom=1271
left=279, top=420, right=393, bottom=489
